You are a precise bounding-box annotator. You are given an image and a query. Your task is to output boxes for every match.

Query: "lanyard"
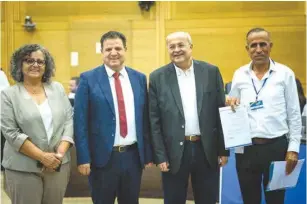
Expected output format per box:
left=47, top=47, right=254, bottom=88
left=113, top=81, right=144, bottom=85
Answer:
left=251, top=70, right=273, bottom=101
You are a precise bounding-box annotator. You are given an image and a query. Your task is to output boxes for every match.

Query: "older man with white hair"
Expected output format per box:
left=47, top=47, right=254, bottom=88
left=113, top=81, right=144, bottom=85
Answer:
left=149, top=31, right=229, bottom=204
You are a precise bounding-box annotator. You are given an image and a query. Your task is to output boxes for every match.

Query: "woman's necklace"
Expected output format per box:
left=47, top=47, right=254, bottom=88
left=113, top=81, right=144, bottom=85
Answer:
left=24, top=83, right=43, bottom=95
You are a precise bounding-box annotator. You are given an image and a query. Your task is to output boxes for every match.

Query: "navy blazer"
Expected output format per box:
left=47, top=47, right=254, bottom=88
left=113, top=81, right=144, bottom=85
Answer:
left=74, top=65, right=152, bottom=168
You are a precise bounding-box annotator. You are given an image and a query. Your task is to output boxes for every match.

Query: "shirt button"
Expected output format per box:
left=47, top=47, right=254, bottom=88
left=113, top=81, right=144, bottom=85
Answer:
left=181, top=125, right=184, bottom=128
left=180, top=142, right=183, bottom=145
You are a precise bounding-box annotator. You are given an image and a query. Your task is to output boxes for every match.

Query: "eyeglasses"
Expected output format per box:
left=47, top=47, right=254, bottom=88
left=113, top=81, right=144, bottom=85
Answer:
left=23, top=58, right=45, bottom=66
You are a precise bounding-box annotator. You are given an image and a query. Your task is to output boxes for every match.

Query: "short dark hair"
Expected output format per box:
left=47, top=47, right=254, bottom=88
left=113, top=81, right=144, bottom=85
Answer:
left=100, top=31, right=127, bottom=50
left=71, top=76, right=80, bottom=86
left=246, top=27, right=271, bottom=43
left=10, top=44, right=55, bottom=83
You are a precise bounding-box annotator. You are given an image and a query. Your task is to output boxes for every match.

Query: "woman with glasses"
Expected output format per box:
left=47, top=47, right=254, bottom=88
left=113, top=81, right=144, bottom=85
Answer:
left=1, top=44, right=74, bottom=204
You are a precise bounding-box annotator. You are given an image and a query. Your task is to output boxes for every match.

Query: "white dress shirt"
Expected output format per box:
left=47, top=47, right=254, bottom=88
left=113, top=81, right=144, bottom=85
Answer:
left=105, top=65, right=137, bottom=146
left=35, top=99, right=54, bottom=144
left=0, top=70, right=10, bottom=92
left=174, top=62, right=201, bottom=136
left=230, top=58, right=302, bottom=153
left=68, top=92, right=75, bottom=99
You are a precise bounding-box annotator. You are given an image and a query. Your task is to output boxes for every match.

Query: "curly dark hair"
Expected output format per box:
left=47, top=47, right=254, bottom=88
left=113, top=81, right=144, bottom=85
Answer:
left=10, top=44, right=55, bottom=82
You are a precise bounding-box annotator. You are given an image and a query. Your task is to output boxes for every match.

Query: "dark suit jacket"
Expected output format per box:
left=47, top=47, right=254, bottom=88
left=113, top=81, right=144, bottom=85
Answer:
left=74, top=65, right=152, bottom=168
left=149, top=60, right=229, bottom=174
left=225, top=82, right=232, bottom=95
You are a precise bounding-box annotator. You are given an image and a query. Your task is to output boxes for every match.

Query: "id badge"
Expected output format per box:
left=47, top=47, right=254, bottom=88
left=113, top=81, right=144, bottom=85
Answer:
left=249, top=100, right=264, bottom=110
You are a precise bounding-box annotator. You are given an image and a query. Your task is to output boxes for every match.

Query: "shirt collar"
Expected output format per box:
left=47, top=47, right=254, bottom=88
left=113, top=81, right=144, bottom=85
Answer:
left=244, top=58, right=277, bottom=74
left=174, top=61, right=194, bottom=76
left=105, top=65, right=127, bottom=78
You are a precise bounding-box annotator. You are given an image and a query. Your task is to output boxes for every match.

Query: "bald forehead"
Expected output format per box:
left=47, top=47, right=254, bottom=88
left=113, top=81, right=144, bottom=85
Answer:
left=166, top=32, right=192, bottom=45
left=246, top=31, right=271, bottom=43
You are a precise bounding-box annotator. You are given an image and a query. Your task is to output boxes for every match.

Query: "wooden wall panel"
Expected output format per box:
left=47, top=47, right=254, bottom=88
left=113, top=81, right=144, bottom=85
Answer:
left=172, top=2, right=305, bottom=19
left=13, top=22, right=70, bottom=87
left=0, top=1, right=4, bottom=69
left=23, top=1, right=155, bottom=24
left=267, top=27, right=306, bottom=79
left=1, top=1, right=306, bottom=91
left=131, top=21, right=157, bottom=77
left=0, top=2, right=4, bottom=22
left=1, top=2, right=15, bottom=83
left=69, top=19, right=133, bottom=78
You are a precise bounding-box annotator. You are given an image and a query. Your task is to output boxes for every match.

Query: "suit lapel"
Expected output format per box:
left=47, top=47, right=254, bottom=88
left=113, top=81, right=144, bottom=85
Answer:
left=97, top=65, right=115, bottom=116
left=19, top=83, right=48, bottom=139
left=126, top=68, right=140, bottom=112
left=167, top=64, right=184, bottom=117
left=194, top=61, right=206, bottom=116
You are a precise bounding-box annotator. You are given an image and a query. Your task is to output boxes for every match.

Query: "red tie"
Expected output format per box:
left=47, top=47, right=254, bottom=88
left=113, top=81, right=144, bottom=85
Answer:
left=113, top=72, right=127, bottom=138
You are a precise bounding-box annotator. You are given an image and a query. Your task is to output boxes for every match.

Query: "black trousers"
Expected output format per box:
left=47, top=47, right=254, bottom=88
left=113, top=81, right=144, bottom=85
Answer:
left=1, top=131, right=5, bottom=171
left=162, top=141, right=219, bottom=204
left=235, top=136, right=288, bottom=204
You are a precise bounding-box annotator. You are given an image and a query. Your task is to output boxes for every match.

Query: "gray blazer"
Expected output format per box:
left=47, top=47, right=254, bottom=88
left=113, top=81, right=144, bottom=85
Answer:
left=1, top=81, right=73, bottom=173
left=149, top=60, right=229, bottom=174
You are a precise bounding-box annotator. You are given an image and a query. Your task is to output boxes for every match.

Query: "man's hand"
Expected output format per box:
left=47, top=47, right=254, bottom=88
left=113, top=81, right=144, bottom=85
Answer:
left=145, top=162, right=153, bottom=169
left=218, top=156, right=228, bottom=167
left=158, top=162, right=170, bottom=172
left=225, top=96, right=240, bottom=112
left=285, top=151, right=298, bottom=175
left=78, top=163, right=91, bottom=176
left=40, top=152, right=61, bottom=169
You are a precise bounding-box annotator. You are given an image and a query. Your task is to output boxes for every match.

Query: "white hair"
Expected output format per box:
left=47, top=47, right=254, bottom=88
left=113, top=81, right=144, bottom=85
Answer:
left=166, top=32, right=193, bottom=45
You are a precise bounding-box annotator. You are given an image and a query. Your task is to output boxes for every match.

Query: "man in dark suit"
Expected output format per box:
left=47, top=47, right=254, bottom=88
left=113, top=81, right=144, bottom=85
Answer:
left=74, top=31, right=153, bottom=204
left=149, top=31, right=229, bottom=204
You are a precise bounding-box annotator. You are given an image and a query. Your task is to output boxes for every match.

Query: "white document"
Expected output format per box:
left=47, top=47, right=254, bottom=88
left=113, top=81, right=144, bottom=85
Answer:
left=219, top=105, right=252, bottom=149
left=266, top=159, right=305, bottom=191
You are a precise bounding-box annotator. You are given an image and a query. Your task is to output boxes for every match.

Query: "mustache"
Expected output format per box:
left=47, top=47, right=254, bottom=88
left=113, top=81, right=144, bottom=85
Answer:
left=254, top=54, right=266, bottom=57
left=172, top=53, right=183, bottom=56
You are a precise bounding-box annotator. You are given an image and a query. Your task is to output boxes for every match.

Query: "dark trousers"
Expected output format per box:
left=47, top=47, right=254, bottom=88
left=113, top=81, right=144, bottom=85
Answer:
left=236, top=136, right=288, bottom=204
left=162, top=141, right=219, bottom=204
left=91, top=149, right=142, bottom=204
left=1, top=131, right=5, bottom=171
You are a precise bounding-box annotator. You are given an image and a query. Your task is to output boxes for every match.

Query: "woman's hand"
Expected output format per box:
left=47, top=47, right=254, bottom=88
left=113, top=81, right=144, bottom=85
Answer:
left=40, top=152, right=61, bottom=169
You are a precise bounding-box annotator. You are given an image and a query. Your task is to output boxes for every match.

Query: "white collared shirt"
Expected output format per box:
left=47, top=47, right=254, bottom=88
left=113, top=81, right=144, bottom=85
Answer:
left=229, top=59, right=302, bottom=153
left=68, top=92, right=75, bottom=99
left=174, top=62, right=201, bottom=136
left=105, top=65, right=137, bottom=146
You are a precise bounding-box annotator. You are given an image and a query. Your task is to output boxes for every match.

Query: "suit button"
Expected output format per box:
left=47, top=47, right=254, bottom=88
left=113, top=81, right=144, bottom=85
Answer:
left=180, top=142, right=183, bottom=145
left=181, top=125, right=184, bottom=128
left=113, top=117, right=115, bottom=121
left=112, top=134, right=114, bottom=137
